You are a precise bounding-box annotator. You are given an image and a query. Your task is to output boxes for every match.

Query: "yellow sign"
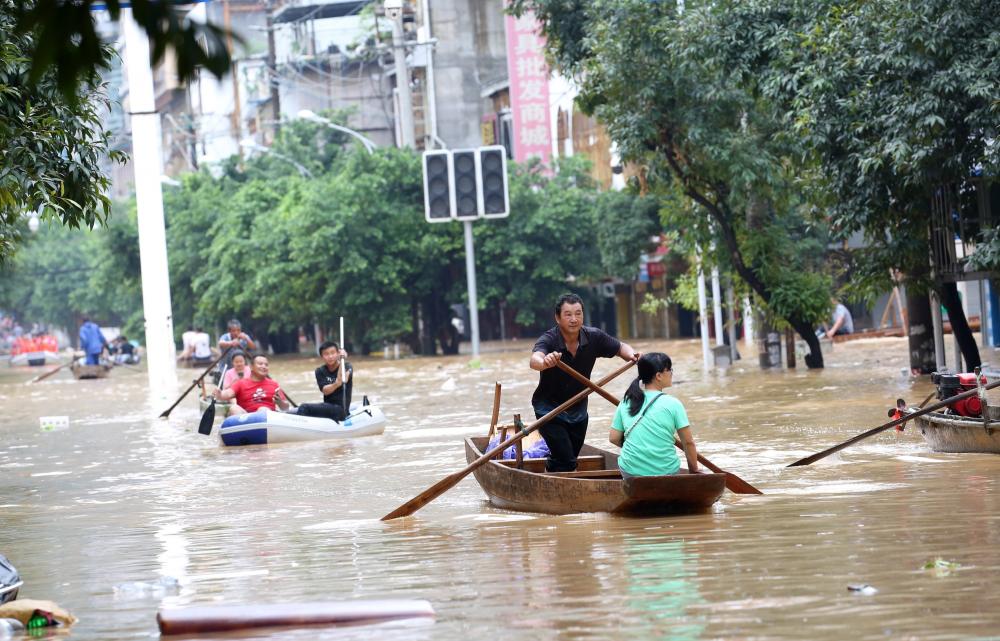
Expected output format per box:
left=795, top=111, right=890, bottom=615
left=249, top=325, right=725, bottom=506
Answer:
left=481, top=121, right=496, bottom=145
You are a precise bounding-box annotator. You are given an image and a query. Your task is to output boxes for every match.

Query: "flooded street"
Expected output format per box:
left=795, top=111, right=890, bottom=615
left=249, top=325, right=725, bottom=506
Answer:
left=2, top=337, right=1000, bottom=640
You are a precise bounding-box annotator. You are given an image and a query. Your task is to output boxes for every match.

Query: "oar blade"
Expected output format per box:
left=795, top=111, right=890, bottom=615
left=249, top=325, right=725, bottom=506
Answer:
left=198, top=399, right=217, bottom=435
left=723, top=472, right=763, bottom=494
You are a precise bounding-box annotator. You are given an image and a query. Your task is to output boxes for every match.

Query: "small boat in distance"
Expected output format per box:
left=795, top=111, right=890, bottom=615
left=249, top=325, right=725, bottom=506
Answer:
left=219, top=402, right=386, bottom=446
left=464, top=436, right=726, bottom=516
left=71, top=361, right=112, bottom=379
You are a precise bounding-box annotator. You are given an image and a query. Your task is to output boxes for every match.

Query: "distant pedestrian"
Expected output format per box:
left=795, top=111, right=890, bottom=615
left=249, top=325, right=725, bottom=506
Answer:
left=817, top=298, right=854, bottom=339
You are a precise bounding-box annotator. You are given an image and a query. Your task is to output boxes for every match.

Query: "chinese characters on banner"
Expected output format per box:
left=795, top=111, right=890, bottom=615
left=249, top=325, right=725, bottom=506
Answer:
left=505, top=9, right=551, bottom=164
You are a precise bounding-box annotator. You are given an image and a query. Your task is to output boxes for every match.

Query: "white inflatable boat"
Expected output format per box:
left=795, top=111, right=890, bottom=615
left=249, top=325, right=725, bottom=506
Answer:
left=219, top=402, right=386, bottom=446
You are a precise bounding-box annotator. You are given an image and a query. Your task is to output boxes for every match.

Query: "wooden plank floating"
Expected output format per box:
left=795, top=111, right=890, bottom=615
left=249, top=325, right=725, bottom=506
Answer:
left=157, top=600, right=435, bottom=635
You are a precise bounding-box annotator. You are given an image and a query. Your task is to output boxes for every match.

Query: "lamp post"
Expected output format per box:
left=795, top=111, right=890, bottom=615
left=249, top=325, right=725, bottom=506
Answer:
left=296, top=110, right=378, bottom=154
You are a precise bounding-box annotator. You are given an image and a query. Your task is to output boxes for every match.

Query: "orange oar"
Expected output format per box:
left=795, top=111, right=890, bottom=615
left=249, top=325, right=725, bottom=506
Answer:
left=554, top=360, right=762, bottom=495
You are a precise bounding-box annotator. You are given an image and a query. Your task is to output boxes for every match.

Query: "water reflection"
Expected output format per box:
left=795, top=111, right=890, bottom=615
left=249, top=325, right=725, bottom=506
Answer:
left=622, top=536, right=703, bottom=640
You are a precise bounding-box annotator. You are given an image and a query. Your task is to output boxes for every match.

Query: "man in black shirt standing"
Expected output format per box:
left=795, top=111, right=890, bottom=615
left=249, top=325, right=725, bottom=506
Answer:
left=295, top=340, right=352, bottom=421
left=530, top=293, right=637, bottom=472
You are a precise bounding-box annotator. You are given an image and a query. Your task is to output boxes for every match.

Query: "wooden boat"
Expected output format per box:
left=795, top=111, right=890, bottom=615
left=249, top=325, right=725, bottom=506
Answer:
left=464, top=436, right=726, bottom=516
left=904, top=406, right=1000, bottom=454
left=157, top=600, right=435, bottom=635
left=219, top=403, right=386, bottom=446
left=71, top=362, right=112, bottom=379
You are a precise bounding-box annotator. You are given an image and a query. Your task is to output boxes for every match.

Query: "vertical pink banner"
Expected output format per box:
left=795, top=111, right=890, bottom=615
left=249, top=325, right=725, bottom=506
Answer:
left=505, top=9, right=551, bottom=164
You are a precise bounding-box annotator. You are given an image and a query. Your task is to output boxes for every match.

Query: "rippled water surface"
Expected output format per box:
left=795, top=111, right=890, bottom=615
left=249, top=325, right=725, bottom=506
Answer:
left=2, top=337, right=1000, bottom=640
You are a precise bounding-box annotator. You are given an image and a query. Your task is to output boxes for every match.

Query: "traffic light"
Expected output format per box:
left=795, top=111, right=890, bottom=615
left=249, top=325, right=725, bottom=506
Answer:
left=422, top=147, right=510, bottom=222
left=478, top=146, right=509, bottom=218
left=452, top=150, right=479, bottom=220
left=423, top=150, right=452, bottom=222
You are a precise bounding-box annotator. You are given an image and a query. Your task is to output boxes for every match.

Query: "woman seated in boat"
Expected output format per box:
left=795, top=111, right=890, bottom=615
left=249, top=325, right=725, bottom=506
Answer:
left=608, top=352, right=699, bottom=478
left=220, top=351, right=252, bottom=389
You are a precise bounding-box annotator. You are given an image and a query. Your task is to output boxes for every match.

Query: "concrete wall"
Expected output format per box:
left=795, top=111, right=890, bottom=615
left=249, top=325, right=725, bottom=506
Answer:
left=429, top=0, right=508, bottom=148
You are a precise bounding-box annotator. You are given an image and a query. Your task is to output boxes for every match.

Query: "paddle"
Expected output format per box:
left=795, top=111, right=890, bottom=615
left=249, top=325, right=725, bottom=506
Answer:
left=198, top=365, right=228, bottom=435
left=554, top=360, right=763, bottom=495
left=160, top=347, right=233, bottom=419
left=340, top=316, right=347, bottom=410
left=197, top=399, right=216, bottom=435
left=787, top=377, right=1000, bottom=466
left=27, top=360, right=73, bottom=384
left=381, top=359, right=637, bottom=521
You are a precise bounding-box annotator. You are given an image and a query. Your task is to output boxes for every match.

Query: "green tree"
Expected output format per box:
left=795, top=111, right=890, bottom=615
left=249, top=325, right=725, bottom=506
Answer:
left=510, top=0, right=833, bottom=367
left=0, top=0, right=124, bottom=264
left=13, top=0, right=232, bottom=102
left=713, top=0, right=1000, bottom=368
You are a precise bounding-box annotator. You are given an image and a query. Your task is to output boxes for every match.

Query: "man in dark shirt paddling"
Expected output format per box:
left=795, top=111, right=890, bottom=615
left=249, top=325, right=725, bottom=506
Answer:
left=295, top=341, right=353, bottom=421
left=530, top=293, right=638, bottom=472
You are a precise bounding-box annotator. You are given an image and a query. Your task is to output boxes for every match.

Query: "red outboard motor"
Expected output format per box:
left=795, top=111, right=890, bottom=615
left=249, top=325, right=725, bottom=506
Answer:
left=931, top=371, right=985, bottom=417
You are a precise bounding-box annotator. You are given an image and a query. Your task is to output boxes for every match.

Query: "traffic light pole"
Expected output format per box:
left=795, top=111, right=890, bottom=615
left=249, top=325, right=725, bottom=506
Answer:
left=463, top=221, right=481, bottom=358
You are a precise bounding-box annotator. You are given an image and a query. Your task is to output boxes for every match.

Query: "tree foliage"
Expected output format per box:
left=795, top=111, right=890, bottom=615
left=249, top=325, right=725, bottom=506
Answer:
left=0, top=0, right=124, bottom=264
left=1, top=119, right=658, bottom=354
left=510, top=0, right=833, bottom=366
left=12, top=0, right=233, bottom=103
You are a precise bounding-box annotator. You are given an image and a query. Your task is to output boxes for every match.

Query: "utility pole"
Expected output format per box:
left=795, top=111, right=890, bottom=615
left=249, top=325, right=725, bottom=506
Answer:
left=223, top=0, right=243, bottom=155
left=388, top=1, right=415, bottom=147
left=265, top=0, right=281, bottom=135
left=121, top=10, right=177, bottom=393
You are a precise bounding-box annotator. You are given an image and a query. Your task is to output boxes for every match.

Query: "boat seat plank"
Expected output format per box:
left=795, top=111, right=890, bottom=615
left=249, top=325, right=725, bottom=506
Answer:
left=543, top=469, right=622, bottom=479
left=493, top=455, right=605, bottom=473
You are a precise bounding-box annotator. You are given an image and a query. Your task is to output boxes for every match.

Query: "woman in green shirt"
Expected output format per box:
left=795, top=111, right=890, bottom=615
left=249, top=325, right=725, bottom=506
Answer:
left=609, top=352, right=700, bottom=477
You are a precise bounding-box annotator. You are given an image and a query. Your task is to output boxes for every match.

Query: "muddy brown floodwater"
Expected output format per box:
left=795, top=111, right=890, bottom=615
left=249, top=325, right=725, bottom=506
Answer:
left=2, top=337, right=999, bottom=640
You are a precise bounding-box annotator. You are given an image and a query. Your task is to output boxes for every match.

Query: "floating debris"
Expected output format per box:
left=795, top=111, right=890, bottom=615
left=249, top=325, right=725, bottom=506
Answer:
left=113, top=576, right=180, bottom=599
left=847, top=584, right=878, bottom=595
left=923, top=558, right=961, bottom=576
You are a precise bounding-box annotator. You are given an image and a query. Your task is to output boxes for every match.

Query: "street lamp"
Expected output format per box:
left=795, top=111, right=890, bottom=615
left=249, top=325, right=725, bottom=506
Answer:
left=239, top=140, right=314, bottom=178
left=297, top=110, right=378, bottom=155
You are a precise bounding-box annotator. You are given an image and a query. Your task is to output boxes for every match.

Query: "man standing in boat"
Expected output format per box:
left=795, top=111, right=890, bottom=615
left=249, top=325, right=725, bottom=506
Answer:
left=213, top=353, right=289, bottom=416
left=530, top=293, right=637, bottom=472
left=78, top=317, right=108, bottom=365
left=294, top=341, right=352, bottom=422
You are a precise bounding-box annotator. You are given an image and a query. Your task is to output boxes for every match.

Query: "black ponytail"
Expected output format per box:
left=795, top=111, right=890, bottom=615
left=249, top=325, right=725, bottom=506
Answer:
left=624, top=352, right=672, bottom=416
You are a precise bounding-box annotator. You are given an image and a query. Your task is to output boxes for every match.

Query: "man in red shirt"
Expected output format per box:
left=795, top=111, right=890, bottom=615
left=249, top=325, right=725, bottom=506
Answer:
left=213, top=353, right=290, bottom=415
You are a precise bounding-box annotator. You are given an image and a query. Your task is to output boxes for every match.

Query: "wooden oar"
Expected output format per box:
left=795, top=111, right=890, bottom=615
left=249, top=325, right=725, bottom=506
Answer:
left=27, top=360, right=73, bottom=384
left=554, top=360, right=763, bottom=495
left=788, top=377, right=1000, bottom=466
left=380, top=359, right=637, bottom=521
left=487, top=382, right=501, bottom=438
left=159, top=347, right=233, bottom=419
